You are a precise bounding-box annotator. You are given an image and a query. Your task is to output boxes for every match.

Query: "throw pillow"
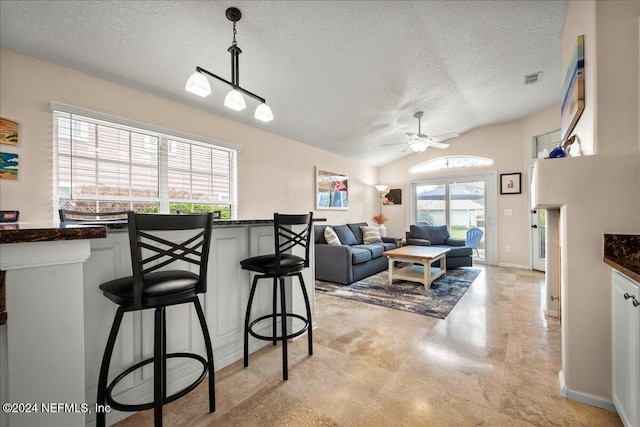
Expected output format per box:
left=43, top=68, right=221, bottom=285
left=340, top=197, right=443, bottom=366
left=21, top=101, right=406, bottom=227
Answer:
left=323, top=226, right=342, bottom=246
left=360, top=226, right=383, bottom=244
left=333, top=225, right=358, bottom=246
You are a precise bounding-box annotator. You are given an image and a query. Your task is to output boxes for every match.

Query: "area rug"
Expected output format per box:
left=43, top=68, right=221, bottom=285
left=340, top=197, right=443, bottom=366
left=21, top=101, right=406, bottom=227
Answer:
left=315, top=267, right=481, bottom=319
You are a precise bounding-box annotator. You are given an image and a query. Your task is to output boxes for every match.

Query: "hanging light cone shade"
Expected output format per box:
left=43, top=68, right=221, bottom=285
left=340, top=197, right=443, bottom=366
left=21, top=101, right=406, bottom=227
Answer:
left=411, top=141, right=428, bottom=152
left=185, top=72, right=212, bottom=97
left=254, top=103, right=274, bottom=122
left=224, top=89, right=246, bottom=111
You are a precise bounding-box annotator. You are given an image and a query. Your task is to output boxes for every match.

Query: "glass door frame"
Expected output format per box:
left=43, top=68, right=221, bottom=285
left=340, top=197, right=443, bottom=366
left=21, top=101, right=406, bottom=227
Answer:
left=408, top=171, right=498, bottom=265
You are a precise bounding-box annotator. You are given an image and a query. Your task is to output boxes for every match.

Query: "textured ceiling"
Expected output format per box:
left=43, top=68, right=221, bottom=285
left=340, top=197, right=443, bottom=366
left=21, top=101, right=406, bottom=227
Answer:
left=0, top=0, right=567, bottom=166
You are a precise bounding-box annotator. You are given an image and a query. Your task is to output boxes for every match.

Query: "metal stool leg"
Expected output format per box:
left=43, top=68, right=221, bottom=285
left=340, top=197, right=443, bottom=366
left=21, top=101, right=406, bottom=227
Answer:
left=153, top=307, right=164, bottom=427
left=244, top=275, right=260, bottom=367
left=193, top=296, right=216, bottom=413
left=272, top=277, right=278, bottom=346
left=297, top=273, right=313, bottom=356
left=279, top=277, right=288, bottom=381
left=96, top=306, right=126, bottom=427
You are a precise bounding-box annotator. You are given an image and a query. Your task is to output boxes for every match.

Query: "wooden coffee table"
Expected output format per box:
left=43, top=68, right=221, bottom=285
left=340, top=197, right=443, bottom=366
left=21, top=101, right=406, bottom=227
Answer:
left=383, top=246, right=451, bottom=289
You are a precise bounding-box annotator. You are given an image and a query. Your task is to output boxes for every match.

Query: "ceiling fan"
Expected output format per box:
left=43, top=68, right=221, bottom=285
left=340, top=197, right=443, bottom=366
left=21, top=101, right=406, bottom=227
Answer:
left=383, top=111, right=459, bottom=153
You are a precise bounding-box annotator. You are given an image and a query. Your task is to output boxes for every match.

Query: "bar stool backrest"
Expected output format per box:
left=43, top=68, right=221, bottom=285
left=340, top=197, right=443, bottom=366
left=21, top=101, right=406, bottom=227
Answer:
left=273, top=212, right=314, bottom=275
left=127, top=211, right=213, bottom=308
left=59, top=209, right=129, bottom=222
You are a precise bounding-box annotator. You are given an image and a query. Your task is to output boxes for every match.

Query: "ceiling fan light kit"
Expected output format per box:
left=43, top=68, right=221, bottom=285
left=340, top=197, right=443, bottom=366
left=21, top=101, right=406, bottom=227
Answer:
left=383, top=111, right=459, bottom=153
left=185, top=7, right=273, bottom=122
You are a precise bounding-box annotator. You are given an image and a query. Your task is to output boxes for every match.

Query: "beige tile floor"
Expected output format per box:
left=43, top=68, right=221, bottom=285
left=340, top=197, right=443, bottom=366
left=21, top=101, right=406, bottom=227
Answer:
left=115, top=265, right=623, bottom=426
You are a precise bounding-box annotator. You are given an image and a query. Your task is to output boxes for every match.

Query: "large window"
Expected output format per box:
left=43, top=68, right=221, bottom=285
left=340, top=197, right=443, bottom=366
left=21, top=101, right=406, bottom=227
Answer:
left=53, top=104, right=238, bottom=218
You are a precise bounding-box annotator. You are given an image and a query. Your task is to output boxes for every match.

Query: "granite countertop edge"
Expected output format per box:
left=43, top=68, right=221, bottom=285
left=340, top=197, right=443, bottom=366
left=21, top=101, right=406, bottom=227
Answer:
left=604, top=233, right=640, bottom=283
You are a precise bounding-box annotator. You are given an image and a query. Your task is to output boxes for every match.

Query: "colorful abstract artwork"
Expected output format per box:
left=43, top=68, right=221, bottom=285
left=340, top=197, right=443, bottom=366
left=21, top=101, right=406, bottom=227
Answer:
left=0, top=118, right=19, bottom=146
left=0, top=152, right=19, bottom=179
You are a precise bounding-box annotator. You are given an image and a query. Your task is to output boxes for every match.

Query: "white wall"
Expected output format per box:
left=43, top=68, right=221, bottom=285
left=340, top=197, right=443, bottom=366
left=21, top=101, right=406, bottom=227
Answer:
left=534, top=0, right=640, bottom=407
left=0, top=48, right=378, bottom=225
left=379, top=106, right=560, bottom=267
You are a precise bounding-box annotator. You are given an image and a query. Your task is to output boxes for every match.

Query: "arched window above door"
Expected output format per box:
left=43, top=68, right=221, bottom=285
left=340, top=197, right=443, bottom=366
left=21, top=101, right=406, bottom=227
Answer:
left=409, top=156, right=493, bottom=174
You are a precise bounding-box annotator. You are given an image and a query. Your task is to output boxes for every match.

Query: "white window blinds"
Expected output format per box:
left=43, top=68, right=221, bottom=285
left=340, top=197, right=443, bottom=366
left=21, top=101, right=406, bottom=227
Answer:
left=52, top=103, right=238, bottom=217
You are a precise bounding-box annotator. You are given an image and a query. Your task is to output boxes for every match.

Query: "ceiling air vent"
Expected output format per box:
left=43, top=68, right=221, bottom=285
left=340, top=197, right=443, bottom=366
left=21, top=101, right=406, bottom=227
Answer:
left=524, top=71, right=543, bottom=85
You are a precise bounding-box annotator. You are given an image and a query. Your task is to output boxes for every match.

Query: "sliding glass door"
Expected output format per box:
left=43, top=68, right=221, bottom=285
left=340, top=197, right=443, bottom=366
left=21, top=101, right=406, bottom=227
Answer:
left=412, top=173, right=496, bottom=264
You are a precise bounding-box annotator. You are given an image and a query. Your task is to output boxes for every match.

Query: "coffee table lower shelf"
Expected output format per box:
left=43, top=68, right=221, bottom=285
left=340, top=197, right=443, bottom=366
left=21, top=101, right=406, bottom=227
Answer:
left=391, top=264, right=445, bottom=289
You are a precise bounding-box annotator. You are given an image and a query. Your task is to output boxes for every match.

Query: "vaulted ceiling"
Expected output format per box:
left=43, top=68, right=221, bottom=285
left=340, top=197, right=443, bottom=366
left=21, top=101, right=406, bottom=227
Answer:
left=0, top=1, right=567, bottom=166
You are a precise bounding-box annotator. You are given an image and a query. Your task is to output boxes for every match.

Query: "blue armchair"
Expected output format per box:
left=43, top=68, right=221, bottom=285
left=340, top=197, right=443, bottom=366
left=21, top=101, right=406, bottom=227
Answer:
left=405, top=224, right=473, bottom=268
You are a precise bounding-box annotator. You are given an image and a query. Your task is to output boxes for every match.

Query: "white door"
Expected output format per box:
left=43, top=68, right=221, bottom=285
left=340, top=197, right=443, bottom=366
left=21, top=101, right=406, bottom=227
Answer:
left=531, top=208, right=546, bottom=271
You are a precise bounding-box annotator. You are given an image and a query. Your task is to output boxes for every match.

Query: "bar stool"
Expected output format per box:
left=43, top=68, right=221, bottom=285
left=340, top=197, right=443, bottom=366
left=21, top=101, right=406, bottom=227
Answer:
left=59, top=209, right=129, bottom=222
left=240, top=212, right=314, bottom=380
left=96, top=212, right=215, bottom=427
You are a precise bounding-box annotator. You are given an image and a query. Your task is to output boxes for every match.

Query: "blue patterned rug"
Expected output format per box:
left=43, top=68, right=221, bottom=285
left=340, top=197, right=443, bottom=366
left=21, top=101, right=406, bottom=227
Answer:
left=315, top=267, right=481, bottom=319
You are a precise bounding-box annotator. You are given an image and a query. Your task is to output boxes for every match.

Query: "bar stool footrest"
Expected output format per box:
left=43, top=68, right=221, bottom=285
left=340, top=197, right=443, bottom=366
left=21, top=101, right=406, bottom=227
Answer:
left=105, top=352, right=208, bottom=412
left=248, top=313, right=309, bottom=342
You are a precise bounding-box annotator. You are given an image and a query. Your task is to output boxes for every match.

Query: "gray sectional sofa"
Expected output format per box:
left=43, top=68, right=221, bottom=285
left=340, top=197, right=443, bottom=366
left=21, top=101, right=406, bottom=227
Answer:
left=405, top=224, right=473, bottom=268
left=314, top=222, right=398, bottom=285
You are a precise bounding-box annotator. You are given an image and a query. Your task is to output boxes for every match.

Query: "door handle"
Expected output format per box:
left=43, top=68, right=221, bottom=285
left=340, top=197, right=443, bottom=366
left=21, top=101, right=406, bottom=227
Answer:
left=531, top=225, right=538, bottom=228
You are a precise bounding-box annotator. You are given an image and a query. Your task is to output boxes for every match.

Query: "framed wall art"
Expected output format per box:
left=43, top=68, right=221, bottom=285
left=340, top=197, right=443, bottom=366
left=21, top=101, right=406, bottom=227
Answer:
left=0, top=118, right=19, bottom=146
left=383, top=188, right=402, bottom=205
left=316, top=167, right=348, bottom=210
left=561, top=35, right=585, bottom=140
left=0, top=152, right=19, bottom=180
left=500, top=173, right=521, bottom=195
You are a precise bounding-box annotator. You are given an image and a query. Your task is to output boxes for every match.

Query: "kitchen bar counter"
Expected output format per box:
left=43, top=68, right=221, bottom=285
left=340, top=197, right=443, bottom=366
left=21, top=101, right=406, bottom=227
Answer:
left=0, top=217, right=318, bottom=426
left=604, top=234, right=640, bottom=283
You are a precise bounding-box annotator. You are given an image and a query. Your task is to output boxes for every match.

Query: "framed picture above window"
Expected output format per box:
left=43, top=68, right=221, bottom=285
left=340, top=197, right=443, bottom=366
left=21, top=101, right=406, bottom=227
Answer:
left=500, top=173, right=521, bottom=195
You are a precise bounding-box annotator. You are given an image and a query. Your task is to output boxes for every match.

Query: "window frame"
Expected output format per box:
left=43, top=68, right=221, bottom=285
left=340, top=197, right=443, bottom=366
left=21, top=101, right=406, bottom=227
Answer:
left=51, top=102, right=240, bottom=219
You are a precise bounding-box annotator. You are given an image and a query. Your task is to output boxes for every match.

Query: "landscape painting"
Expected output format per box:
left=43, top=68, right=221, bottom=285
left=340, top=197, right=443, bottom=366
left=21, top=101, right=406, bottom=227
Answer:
left=0, top=118, right=19, bottom=146
left=0, top=152, right=19, bottom=179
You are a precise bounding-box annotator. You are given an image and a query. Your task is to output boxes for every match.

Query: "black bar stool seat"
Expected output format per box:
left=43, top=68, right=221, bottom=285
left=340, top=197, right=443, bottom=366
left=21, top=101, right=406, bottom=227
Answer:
left=240, top=212, right=314, bottom=381
left=96, top=211, right=215, bottom=427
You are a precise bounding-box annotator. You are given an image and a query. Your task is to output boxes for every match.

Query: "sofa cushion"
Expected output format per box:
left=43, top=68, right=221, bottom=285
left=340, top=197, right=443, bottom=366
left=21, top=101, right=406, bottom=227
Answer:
left=432, top=245, right=473, bottom=257
left=333, top=225, right=358, bottom=246
left=314, top=225, right=328, bottom=244
left=426, top=225, right=450, bottom=245
left=409, top=224, right=430, bottom=240
left=324, top=226, right=341, bottom=245
left=360, top=226, right=383, bottom=244
left=381, top=242, right=397, bottom=251
left=347, top=222, right=369, bottom=244
left=351, top=247, right=372, bottom=264
left=352, top=244, right=384, bottom=258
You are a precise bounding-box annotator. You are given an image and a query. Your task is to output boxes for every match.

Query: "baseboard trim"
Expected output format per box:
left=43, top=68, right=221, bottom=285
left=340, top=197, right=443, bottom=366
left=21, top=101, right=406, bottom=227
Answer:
left=558, top=370, right=617, bottom=412
left=497, top=262, right=530, bottom=269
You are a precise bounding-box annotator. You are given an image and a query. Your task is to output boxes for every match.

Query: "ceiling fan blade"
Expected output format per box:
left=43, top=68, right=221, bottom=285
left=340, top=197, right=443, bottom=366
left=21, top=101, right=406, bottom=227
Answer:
left=430, top=132, right=460, bottom=142
left=381, top=141, right=410, bottom=147
left=428, top=141, right=450, bottom=149
left=405, top=132, right=418, bottom=138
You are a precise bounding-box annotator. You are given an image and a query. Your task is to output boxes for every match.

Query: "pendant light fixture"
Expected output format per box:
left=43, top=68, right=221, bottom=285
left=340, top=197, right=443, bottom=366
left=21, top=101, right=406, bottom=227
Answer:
left=185, top=7, right=273, bottom=122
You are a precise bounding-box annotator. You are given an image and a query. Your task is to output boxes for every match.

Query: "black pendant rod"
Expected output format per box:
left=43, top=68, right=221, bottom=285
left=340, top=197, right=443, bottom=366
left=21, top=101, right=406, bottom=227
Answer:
left=195, top=66, right=266, bottom=104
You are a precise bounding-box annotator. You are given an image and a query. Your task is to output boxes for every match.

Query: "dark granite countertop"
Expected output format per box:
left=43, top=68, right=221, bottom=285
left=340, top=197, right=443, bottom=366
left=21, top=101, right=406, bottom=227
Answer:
left=0, top=218, right=326, bottom=244
left=0, top=222, right=108, bottom=244
left=604, top=234, right=640, bottom=283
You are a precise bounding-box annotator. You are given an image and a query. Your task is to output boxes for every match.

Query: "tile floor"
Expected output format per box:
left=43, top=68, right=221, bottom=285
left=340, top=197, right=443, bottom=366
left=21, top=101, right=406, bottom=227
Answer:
left=115, top=265, right=623, bottom=426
